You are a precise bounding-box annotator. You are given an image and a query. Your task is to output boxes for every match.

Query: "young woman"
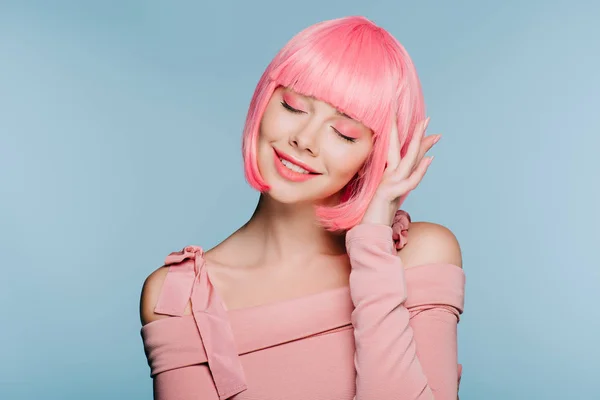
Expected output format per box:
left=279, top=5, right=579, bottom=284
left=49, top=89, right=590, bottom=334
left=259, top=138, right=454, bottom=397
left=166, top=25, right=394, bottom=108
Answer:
left=139, top=16, right=465, bottom=400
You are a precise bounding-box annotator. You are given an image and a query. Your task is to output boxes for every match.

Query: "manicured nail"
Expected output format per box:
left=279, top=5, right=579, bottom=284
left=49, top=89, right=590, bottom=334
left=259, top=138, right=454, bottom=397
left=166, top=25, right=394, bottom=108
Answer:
left=433, top=134, right=442, bottom=144
left=424, top=117, right=430, bottom=130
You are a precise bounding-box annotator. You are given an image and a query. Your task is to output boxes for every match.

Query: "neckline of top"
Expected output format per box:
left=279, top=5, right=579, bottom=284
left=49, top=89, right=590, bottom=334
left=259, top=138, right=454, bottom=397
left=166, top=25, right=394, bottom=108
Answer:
left=141, top=261, right=463, bottom=331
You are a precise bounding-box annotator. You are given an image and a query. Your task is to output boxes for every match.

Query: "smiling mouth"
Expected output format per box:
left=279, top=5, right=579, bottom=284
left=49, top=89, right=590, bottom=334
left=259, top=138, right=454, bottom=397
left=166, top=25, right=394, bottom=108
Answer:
left=278, top=158, right=317, bottom=174
left=272, top=148, right=321, bottom=182
left=273, top=148, right=321, bottom=174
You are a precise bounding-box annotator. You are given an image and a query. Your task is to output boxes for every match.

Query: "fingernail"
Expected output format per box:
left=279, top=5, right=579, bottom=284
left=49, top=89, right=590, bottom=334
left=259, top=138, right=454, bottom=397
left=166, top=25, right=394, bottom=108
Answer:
left=433, top=134, right=442, bottom=144
left=428, top=156, right=435, bottom=165
left=424, top=117, right=430, bottom=130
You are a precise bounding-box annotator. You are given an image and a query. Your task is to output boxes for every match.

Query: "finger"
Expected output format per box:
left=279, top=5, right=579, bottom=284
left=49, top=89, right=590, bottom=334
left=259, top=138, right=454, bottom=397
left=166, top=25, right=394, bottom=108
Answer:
left=392, top=156, right=433, bottom=197
left=386, top=111, right=401, bottom=171
left=416, top=133, right=441, bottom=164
left=396, top=117, right=429, bottom=177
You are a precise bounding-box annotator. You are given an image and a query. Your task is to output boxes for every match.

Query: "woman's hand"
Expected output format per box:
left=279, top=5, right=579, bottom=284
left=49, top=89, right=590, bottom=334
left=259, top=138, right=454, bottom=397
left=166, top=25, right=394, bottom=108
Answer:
left=360, top=114, right=440, bottom=227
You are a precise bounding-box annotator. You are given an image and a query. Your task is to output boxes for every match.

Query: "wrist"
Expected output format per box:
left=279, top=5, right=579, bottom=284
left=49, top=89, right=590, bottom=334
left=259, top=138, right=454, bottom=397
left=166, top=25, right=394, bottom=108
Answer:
left=345, top=223, right=396, bottom=256
left=360, top=200, right=398, bottom=226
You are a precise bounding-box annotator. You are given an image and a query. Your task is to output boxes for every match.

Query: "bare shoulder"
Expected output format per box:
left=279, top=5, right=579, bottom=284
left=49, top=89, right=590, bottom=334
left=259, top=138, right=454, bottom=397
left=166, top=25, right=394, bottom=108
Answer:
left=139, top=266, right=192, bottom=326
left=397, top=221, right=463, bottom=269
left=139, top=266, right=169, bottom=326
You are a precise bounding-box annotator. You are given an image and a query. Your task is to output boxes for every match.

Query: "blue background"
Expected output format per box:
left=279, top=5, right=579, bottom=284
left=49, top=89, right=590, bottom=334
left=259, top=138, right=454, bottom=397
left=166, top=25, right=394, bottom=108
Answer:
left=1, top=1, right=598, bottom=399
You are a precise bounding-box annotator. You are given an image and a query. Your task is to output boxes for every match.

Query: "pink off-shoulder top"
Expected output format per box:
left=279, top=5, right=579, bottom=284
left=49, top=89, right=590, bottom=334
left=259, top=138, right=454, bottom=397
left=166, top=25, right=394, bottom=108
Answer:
left=140, top=210, right=466, bottom=400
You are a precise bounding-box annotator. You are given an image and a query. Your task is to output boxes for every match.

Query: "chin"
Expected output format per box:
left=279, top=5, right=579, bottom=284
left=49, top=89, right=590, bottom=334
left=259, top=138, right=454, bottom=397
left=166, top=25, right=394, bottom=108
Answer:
left=264, top=180, right=319, bottom=205
left=264, top=178, right=343, bottom=207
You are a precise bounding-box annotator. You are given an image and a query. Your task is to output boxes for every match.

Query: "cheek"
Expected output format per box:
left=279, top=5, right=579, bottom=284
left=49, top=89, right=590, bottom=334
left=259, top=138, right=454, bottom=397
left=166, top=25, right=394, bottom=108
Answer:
left=324, top=140, right=372, bottom=178
left=259, top=109, right=295, bottom=142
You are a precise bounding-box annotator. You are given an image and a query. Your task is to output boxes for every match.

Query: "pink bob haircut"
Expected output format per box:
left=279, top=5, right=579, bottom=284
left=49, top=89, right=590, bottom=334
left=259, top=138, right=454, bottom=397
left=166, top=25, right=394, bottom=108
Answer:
left=242, top=16, right=425, bottom=232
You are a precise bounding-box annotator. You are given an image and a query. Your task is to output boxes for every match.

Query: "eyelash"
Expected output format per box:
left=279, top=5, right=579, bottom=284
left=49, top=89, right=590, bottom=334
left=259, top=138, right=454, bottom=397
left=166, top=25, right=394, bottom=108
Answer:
left=281, top=100, right=304, bottom=114
left=281, top=100, right=357, bottom=143
left=332, top=127, right=357, bottom=143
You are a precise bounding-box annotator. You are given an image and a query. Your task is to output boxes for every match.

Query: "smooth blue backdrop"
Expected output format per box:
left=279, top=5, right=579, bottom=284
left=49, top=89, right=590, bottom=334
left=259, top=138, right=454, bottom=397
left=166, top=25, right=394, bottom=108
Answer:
left=1, top=1, right=598, bottom=399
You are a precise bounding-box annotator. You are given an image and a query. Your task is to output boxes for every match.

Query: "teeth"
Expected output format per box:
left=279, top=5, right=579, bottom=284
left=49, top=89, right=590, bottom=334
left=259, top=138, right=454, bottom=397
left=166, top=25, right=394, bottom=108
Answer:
left=280, top=158, right=310, bottom=174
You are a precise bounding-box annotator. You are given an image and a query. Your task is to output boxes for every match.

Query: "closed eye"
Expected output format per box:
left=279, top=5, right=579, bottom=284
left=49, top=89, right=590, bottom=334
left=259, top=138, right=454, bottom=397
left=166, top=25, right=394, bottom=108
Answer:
left=281, top=100, right=305, bottom=114
left=332, top=126, right=357, bottom=143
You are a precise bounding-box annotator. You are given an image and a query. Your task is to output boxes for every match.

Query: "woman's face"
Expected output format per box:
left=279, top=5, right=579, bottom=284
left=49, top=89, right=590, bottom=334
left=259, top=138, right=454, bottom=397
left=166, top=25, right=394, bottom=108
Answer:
left=257, top=87, right=374, bottom=205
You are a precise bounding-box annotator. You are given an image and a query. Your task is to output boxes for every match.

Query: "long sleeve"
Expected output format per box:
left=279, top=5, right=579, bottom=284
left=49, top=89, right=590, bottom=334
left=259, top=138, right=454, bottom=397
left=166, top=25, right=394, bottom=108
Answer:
left=346, top=223, right=465, bottom=400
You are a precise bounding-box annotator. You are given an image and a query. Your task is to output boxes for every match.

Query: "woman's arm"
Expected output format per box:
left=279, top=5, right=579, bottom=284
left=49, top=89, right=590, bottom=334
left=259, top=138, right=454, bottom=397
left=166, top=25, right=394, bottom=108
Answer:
left=346, top=221, right=464, bottom=400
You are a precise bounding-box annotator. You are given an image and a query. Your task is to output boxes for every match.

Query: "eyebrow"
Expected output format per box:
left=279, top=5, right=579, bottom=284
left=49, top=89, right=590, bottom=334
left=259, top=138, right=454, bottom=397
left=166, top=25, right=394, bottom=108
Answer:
left=336, top=110, right=354, bottom=120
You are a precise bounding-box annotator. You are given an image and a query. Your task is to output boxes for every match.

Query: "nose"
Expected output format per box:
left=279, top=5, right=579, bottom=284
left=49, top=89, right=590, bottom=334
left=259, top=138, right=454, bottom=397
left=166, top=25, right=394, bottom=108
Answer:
left=289, top=126, right=319, bottom=156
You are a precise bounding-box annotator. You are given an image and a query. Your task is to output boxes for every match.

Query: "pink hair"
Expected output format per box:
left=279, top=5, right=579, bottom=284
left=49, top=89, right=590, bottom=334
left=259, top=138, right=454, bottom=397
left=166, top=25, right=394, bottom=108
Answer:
left=242, top=16, right=425, bottom=231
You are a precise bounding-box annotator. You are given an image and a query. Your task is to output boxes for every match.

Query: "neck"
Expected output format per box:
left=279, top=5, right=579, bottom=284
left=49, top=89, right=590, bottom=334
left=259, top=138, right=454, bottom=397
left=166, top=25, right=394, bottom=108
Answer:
left=239, top=194, right=346, bottom=266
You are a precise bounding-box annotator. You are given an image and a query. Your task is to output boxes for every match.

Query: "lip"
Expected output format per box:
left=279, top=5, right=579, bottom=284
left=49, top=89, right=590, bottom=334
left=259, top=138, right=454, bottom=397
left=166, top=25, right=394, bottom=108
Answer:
left=273, top=148, right=320, bottom=173
left=272, top=148, right=321, bottom=183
